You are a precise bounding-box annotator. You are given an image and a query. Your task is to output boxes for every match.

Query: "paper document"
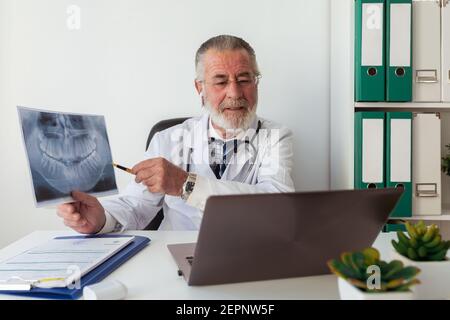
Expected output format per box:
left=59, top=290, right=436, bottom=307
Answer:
left=0, top=236, right=134, bottom=290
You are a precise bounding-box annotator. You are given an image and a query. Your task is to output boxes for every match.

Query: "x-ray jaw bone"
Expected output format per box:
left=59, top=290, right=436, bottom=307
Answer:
left=25, top=112, right=111, bottom=194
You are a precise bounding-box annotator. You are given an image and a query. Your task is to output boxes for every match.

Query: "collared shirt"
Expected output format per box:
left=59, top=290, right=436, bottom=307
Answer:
left=208, top=118, right=240, bottom=179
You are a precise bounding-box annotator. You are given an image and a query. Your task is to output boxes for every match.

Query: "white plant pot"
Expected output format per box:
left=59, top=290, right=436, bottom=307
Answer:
left=337, top=277, right=414, bottom=300
left=391, top=250, right=450, bottom=300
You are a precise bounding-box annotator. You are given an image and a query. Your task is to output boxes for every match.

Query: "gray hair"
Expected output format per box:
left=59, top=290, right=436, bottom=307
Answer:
left=195, top=35, right=260, bottom=80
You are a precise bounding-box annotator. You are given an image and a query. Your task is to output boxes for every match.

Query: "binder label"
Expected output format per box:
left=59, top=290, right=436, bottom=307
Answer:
left=362, top=3, right=384, bottom=66
left=390, top=119, right=411, bottom=182
left=362, top=119, right=384, bottom=183
left=390, top=4, right=411, bottom=67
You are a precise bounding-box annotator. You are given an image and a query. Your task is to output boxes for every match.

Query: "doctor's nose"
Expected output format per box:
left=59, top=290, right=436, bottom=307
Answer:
left=225, top=80, right=244, bottom=99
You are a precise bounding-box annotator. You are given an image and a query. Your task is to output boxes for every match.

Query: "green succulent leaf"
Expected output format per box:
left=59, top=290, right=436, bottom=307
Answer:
left=424, top=234, right=442, bottom=249
left=351, top=252, right=366, bottom=271
left=341, top=252, right=364, bottom=278
left=416, top=221, right=426, bottom=236
left=407, top=247, right=419, bottom=260
left=405, top=222, right=419, bottom=239
left=409, top=236, right=419, bottom=249
left=386, top=278, right=405, bottom=289
left=387, top=266, right=421, bottom=281
left=393, top=279, right=421, bottom=292
left=397, top=231, right=411, bottom=247
left=418, top=246, right=428, bottom=258
left=378, top=260, right=390, bottom=275
left=422, top=225, right=437, bottom=243
left=362, top=247, right=380, bottom=265
left=392, top=240, right=408, bottom=256
left=383, top=260, right=404, bottom=279
left=327, top=260, right=360, bottom=280
left=428, top=248, right=448, bottom=261
left=429, top=242, right=447, bottom=254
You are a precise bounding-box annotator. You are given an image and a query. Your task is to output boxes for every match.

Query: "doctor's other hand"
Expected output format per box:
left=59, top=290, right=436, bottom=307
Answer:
left=56, top=191, right=106, bottom=234
left=132, top=157, right=188, bottom=196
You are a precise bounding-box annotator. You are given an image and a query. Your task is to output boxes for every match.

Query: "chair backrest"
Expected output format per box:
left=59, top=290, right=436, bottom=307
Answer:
left=144, top=117, right=190, bottom=230
left=146, top=117, right=190, bottom=151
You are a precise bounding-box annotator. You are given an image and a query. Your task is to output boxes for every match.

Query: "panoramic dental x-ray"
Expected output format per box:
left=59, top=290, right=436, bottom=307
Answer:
left=18, top=106, right=118, bottom=207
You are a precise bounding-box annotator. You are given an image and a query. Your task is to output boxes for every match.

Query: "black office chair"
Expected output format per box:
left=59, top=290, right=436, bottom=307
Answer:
left=144, top=117, right=190, bottom=230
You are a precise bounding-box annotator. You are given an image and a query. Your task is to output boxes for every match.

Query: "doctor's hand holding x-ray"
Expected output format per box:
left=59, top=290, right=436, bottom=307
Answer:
left=57, top=158, right=188, bottom=233
left=57, top=35, right=295, bottom=233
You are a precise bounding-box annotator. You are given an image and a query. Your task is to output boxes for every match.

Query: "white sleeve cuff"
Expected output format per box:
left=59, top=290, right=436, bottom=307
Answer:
left=186, top=175, right=209, bottom=211
left=97, top=210, right=121, bottom=234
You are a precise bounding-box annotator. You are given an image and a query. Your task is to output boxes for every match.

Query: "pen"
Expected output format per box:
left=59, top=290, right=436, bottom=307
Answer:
left=113, top=162, right=145, bottom=193
left=113, top=163, right=134, bottom=175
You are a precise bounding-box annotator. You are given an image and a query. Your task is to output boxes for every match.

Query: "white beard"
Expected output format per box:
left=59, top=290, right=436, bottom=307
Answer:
left=204, top=98, right=257, bottom=131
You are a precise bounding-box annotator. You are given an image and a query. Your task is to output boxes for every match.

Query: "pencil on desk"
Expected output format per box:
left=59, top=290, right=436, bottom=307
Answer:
left=113, top=163, right=134, bottom=174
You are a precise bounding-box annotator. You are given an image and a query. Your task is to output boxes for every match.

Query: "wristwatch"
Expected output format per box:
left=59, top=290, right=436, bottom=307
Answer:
left=181, top=173, right=197, bottom=201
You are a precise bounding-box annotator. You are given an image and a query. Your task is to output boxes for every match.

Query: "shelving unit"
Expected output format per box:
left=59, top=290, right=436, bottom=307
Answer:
left=403, top=213, right=450, bottom=221
left=355, top=102, right=450, bottom=109
left=330, top=0, right=450, bottom=237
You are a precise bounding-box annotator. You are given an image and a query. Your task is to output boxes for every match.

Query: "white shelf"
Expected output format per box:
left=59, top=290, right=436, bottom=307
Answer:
left=355, top=102, right=450, bottom=109
left=403, top=216, right=450, bottom=221
left=402, top=210, right=450, bottom=221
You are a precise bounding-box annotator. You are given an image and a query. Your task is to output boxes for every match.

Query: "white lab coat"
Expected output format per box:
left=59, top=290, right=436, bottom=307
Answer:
left=100, top=112, right=295, bottom=231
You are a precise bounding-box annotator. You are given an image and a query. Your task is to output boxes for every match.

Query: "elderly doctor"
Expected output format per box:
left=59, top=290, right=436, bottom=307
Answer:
left=57, top=35, right=295, bottom=233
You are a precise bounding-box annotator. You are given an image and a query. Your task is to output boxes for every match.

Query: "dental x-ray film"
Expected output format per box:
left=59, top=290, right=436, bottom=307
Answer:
left=17, top=106, right=118, bottom=207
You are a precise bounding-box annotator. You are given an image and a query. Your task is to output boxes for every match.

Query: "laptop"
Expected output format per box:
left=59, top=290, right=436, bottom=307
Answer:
left=167, top=188, right=403, bottom=286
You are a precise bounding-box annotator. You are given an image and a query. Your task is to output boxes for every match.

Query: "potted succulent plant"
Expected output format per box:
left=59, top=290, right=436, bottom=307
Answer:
left=328, top=247, right=420, bottom=300
left=391, top=221, right=450, bottom=299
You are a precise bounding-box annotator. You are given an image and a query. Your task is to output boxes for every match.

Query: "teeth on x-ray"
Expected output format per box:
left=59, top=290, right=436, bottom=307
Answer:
left=25, top=112, right=112, bottom=194
left=35, top=114, right=106, bottom=193
left=39, top=133, right=97, bottom=165
left=18, top=107, right=118, bottom=206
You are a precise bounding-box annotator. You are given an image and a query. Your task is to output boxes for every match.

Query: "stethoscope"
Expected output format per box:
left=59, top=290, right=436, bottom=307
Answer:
left=186, top=120, right=262, bottom=174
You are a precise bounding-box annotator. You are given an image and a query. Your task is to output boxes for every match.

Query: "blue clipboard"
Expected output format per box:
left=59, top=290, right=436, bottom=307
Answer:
left=0, top=234, right=150, bottom=300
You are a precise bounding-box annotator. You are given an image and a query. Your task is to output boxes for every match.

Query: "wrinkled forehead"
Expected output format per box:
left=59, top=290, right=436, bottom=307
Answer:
left=202, top=49, right=254, bottom=78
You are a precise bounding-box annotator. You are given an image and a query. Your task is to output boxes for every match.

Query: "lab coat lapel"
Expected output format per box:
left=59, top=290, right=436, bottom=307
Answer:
left=188, top=113, right=217, bottom=179
left=222, top=117, right=260, bottom=182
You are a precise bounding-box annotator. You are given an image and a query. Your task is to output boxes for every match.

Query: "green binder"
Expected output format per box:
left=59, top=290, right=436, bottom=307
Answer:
left=354, top=112, right=386, bottom=189
left=355, top=0, right=386, bottom=102
left=386, top=0, right=412, bottom=102
left=383, top=223, right=407, bottom=232
left=386, top=112, right=412, bottom=218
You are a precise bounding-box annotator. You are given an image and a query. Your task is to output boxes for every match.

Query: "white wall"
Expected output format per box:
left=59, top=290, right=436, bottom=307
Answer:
left=330, top=0, right=354, bottom=190
left=0, top=0, right=330, bottom=247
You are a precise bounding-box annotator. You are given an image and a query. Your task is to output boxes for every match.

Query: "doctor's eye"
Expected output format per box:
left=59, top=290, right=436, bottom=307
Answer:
left=213, top=81, right=228, bottom=88
left=237, top=80, right=251, bottom=86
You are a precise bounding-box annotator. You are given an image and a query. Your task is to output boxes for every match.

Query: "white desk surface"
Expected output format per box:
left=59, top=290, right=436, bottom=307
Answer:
left=0, top=230, right=396, bottom=300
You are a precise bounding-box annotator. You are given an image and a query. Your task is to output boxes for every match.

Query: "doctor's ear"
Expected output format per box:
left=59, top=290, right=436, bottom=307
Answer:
left=195, top=80, right=204, bottom=106
left=199, top=91, right=204, bottom=106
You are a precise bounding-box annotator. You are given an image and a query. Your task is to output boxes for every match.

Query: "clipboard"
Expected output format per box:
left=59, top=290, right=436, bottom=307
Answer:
left=0, top=235, right=150, bottom=300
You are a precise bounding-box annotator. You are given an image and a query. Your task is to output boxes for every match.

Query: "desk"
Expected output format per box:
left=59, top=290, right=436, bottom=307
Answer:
left=0, top=231, right=396, bottom=300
